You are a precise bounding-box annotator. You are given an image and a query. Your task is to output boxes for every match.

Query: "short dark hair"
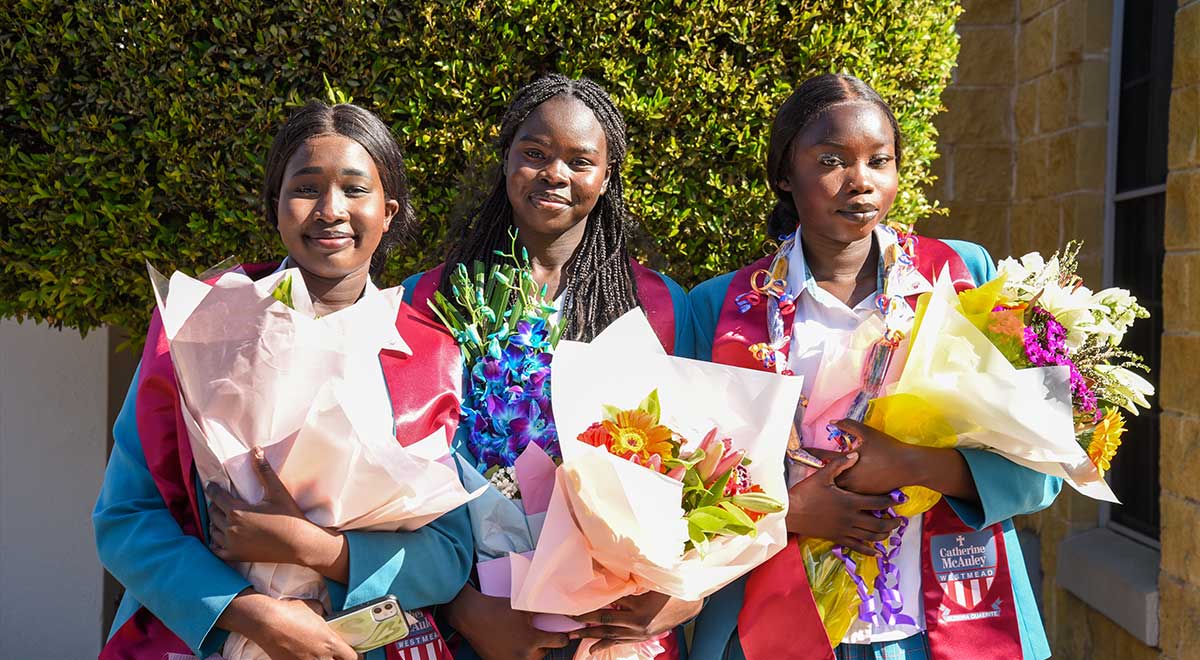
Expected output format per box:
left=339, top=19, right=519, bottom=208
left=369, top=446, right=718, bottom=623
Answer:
left=262, top=101, right=415, bottom=275
left=765, top=73, right=903, bottom=239
left=438, top=74, right=641, bottom=342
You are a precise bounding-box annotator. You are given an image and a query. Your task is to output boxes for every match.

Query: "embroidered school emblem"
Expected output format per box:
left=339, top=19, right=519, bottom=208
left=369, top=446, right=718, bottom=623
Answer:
left=930, top=529, right=999, bottom=612
left=389, top=609, right=452, bottom=660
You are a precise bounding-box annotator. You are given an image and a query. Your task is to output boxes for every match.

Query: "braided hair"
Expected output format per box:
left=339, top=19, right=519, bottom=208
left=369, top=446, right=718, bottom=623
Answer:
left=438, top=74, right=641, bottom=342
left=765, top=74, right=903, bottom=239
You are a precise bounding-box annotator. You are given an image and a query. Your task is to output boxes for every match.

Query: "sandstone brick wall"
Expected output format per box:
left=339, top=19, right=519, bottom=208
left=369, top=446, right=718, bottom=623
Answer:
left=925, top=0, right=1200, bottom=658
left=1158, top=2, right=1200, bottom=658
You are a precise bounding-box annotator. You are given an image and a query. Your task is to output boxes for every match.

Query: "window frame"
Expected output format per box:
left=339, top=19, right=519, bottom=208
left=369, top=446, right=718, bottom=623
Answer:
left=1100, top=0, right=1164, bottom=550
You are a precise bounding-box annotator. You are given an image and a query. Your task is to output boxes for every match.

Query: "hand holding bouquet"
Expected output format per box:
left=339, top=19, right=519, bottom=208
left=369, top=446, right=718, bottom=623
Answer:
left=806, top=242, right=1155, bottom=643
left=149, top=262, right=481, bottom=660
left=508, top=311, right=803, bottom=659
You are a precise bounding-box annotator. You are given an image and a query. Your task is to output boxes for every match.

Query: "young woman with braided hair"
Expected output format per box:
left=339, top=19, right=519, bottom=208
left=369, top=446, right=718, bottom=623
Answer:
left=403, top=74, right=697, bottom=660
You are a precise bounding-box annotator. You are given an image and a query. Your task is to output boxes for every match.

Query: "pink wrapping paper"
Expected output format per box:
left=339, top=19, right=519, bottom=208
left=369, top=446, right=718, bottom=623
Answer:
left=151, top=265, right=483, bottom=660
left=508, top=311, right=804, bottom=660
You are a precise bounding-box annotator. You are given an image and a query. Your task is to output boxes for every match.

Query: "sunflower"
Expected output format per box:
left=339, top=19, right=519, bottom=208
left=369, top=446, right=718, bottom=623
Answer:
left=1087, top=408, right=1126, bottom=476
left=601, top=409, right=676, bottom=465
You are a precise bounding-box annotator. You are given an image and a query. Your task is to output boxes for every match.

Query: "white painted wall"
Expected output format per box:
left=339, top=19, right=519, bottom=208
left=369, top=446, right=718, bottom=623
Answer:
left=0, top=319, right=108, bottom=658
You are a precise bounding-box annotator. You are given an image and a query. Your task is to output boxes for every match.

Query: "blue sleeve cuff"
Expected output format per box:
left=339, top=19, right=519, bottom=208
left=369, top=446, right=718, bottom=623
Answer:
left=194, top=592, right=240, bottom=657
left=946, top=448, right=1063, bottom=530
left=343, top=504, right=473, bottom=610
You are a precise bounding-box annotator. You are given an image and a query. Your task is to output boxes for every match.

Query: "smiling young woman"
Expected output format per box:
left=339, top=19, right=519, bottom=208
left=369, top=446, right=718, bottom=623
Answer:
left=405, top=75, right=691, bottom=351
left=402, top=74, right=696, bottom=660
left=94, top=101, right=472, bottom=660
left=686, top=74, right=1060, bottom=660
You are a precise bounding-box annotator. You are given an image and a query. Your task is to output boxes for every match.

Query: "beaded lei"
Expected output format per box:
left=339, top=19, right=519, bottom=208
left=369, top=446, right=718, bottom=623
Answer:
left=736, top=224, right=924, bottom=629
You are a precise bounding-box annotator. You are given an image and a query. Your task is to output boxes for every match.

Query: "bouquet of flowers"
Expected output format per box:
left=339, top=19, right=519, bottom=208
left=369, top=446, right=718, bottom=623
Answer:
left=149, top=261, right=481, bottom=660
left=577, top=389, right=784, bottom=554
left=802, top=242, right=1154, bottom=643
left=987, top=244, right=1153, bottom=477
left=868, top=242, right=1154, bottom=495
left=426, top=238, right=576, bottom=630
left=508, top=310, right=803, bottom=660
left=428, top=237, right=564, bottom=471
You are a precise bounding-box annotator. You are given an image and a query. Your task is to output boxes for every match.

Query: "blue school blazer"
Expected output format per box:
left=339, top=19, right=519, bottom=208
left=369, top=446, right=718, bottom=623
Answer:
left=94, top=369, right=475, bottom=659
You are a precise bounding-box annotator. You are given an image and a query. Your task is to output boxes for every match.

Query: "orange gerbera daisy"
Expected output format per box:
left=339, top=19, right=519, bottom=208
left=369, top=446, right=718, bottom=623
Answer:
left=601, top=409, right=676, bottom=466
left=1087, top=408, right=1126, bottom=477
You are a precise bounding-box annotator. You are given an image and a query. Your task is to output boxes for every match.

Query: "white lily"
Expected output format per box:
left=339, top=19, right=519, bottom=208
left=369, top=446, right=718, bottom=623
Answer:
left=1095, top=364, right=1155, bottom=413
left=1036, top=282, right=1105, bottom=350
left=1090, top=287, right=1149, bottom=346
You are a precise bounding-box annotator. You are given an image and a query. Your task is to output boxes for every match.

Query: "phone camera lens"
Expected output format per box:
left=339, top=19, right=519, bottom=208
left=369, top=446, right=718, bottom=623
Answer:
left=373, top=607, right=382, bottom=614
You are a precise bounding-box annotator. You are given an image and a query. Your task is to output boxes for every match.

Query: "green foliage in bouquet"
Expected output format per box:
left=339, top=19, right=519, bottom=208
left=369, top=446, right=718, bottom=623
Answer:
left=1, top=0, right=961, bottom=337
left=428, top=232, right=564, bottom=364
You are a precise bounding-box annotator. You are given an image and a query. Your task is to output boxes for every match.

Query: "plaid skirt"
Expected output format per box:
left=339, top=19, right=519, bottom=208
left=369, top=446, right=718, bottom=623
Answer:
left=834, top=633, right=931, bottom=660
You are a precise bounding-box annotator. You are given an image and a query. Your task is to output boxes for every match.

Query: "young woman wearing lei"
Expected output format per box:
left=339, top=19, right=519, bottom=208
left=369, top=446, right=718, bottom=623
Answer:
left=402, top=74, right=697, bottom=660
left=94, top=102, right=473, bottom=660
left=686, top=74, right=1060, bottom=660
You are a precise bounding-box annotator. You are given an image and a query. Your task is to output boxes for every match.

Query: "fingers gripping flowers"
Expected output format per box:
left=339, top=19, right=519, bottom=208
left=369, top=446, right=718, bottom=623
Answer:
left=576, top=389, right=784, bottom=553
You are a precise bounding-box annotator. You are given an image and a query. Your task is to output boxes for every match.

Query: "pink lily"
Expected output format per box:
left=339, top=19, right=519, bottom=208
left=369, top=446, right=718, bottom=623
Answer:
left=695, top=444, right=724, bottom=484
left=705, top=448, right=746, bottom=487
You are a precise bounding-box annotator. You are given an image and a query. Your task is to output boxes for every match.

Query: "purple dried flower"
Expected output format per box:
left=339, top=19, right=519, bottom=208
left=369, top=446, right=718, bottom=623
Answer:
left=1023, top=307, right=1098, bottom=414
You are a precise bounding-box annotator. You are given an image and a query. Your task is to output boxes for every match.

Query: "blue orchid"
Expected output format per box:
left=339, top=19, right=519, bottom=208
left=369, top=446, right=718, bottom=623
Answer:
left=509, top=318, right=550, bottom=349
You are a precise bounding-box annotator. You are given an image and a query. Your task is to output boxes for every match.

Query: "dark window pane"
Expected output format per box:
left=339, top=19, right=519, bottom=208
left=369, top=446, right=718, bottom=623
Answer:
left=1109, top=413, right=1159, bottom=538
left=1120, top=0, right=1153, bottom=81
left=1116, top=79, right=1152, bottom=189
left=1115, top=0, right=1175, bottom=192
left=1108, top=194, right=1164, bottom=539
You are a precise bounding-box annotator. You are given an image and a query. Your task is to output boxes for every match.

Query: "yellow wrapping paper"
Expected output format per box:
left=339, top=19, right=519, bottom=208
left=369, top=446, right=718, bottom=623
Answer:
left=798, top=272, right=1112, bottom=644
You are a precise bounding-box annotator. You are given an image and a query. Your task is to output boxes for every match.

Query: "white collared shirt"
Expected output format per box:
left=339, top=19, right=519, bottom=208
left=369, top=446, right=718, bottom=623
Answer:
left=784, top=226, right=926, bottom=644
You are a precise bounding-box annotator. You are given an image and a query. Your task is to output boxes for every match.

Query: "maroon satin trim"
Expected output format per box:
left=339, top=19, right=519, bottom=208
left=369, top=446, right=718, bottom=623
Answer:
left=629, top=260, right=676, bottom=355
left=380, top=304, right=463, bottom=449
left=921, top=501, right=1023, bottom=660
left=409, top=264, right=445, bottom=321
left=711, top=254, right=782, bottom=370
left=909, top=236, right=976, bottom=300
left=737, top=539, right=835, bottom=660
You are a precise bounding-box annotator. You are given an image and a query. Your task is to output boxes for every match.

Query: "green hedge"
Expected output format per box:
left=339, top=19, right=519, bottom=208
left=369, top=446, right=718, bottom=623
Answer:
left=0, top=0, right=961, bottom=336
